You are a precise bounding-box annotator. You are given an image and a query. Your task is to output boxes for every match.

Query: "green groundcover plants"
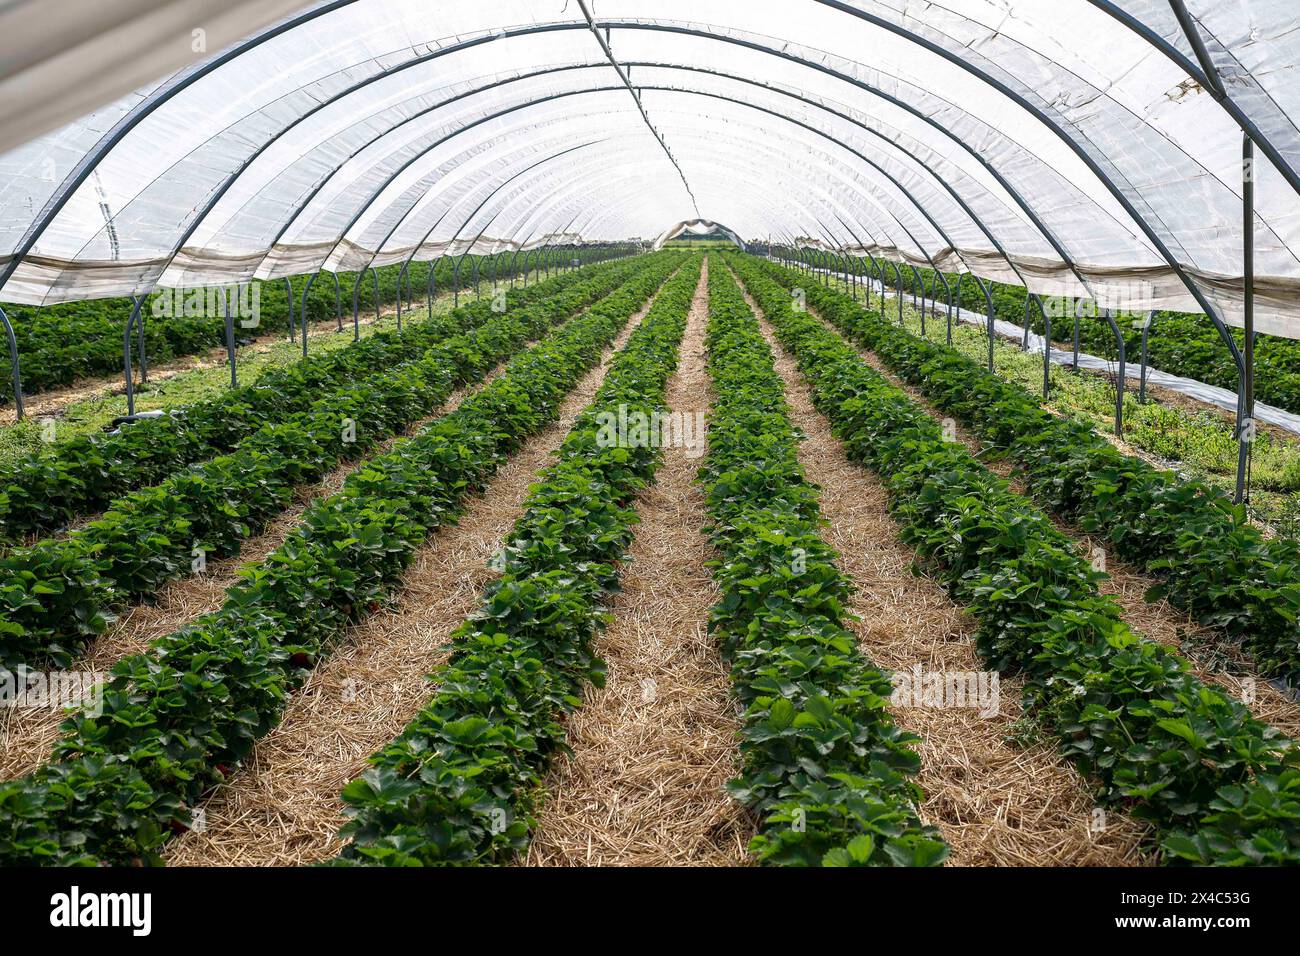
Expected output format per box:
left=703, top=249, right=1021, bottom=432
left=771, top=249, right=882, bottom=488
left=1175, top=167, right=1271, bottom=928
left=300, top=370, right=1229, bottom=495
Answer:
left=762, top=257, right=1300, bottom=688
left=0, top=249, right=616, bottom=401
left=702, top=263, right=946, bottom=867
left=728, top=252, right=1300, bottom=866
left=331, top=257, right=703, bottom=866
left=0, top=259, right=648, bottom=672
left=0, top=253, right=683, bottom=866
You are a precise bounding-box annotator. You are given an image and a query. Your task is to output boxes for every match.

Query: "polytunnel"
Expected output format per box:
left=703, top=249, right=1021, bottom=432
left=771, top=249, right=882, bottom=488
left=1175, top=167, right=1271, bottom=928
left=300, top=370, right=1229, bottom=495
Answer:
left=5, top=0, right=1300, bottom=885
left=0, top=1, right=1296, bottom=483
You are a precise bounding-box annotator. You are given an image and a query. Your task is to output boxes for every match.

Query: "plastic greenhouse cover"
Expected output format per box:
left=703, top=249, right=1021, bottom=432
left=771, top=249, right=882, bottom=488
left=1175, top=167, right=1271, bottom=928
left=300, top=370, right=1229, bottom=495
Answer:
left=0, top=0, right=1298, bottom=345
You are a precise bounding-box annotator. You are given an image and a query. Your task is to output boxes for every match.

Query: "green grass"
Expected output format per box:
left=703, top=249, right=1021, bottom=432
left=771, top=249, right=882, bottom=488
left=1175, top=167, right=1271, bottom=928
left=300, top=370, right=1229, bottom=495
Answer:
left=829, top=280, right=1300, bottom=532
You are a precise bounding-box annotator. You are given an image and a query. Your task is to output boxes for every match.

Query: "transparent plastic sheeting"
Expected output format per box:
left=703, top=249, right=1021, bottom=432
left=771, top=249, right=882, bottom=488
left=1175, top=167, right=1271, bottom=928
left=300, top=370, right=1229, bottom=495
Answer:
left=2, top=2, right=1299, bottom=341
left=0, top=0, right=310, bottom=155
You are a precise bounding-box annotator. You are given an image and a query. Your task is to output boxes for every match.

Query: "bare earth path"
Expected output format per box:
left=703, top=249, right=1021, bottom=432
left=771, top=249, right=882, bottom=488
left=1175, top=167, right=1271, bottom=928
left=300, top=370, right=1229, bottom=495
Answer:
left=526, top=257, right=750, bottom=867
left=736, top=272, right=1148, bottom=866
left=166, top=284, right=665, bottom=866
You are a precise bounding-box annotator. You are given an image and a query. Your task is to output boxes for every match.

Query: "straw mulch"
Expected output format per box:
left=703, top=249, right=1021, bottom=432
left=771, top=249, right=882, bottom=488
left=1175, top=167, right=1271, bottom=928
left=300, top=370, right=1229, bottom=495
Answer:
left=851, top=336, right=1300, bottom=741
left=740, top=281, right=1150, bottom=866
left=0, top=368, right=499, bottom=782
left=165, top=303, right=656, bottom=867
left=526, top=259, right=752, bottom=867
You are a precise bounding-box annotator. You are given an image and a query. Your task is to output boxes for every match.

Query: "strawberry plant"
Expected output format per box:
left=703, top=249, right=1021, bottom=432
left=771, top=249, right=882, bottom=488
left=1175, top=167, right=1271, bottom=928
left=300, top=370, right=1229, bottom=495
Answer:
left=0, top=259, right=610, bottom=540
left=0, top=260, right=651, bottom=672
left=768, top=262, right=1300, bottom=688
left=728, top=252, right=1300, bottom=866
left=0, top=253, right=684, bottom=866
left=332, top=258, right=703, bottom=866
left=702, top=264, right=946, bottom=867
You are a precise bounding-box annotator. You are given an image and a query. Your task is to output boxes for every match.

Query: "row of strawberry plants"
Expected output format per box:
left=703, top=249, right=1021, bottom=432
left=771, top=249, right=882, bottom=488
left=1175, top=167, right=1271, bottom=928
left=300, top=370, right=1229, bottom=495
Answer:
left=799, top=251, right=1300, bottom=417
left=701, top=264, right=946, bottom=867
left=728, top=254, right=1300, bottom=866
left=0, top=248, right=618, bottom=401
left=331, top=257, right=704, bottom=866
left=0, top=254, right=683, bottom=866
left=763, top=257, right=1300, bottom=688
left=0, top=258, right=653, bottom=672
left=0, top=260, right=614, bottom=540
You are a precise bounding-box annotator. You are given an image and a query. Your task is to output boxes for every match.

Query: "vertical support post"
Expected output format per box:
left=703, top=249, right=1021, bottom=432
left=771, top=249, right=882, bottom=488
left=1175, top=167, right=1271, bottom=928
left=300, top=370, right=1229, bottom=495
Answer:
left=1238, top=133, right=1256, bottom=503
left=371, top=268, right=381, bottom=329
left=979, top=276, right=995, bottom=372
left=0, top=305, right=23, bottom=421
left=453, top=252, right=466, bottom=306
left=222, top=286, right=237, bottom=388
left=472, top=255, right=481, bottom=299
left=1023, top=293, right=1033, bottom=350
left=891, top=262, right=905, bottom=324
left=1040, top=295, right=1052, bottom=399
left=123, top=295, right=145, bottom=416
left=351, top=267, right=364, bottom=341
left=1103, top=308, right=1126, bottom=436
left=300, top=274, right=317, bottom=358
left=1073, top=307, right=1081, bottom=368
left=332, top=271, right=342, bottom=332
left=1139, top=310, right=1153, bottom=404
left=283, top=277, right=295, bottom=343
left=427, top=259, right=435, bottom=316
left=397, top=263, right=407, bottom=330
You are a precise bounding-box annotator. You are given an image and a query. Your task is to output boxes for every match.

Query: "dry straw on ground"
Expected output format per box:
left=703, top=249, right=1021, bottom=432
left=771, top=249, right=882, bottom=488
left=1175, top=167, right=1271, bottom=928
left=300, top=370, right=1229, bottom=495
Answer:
left=0, top=364, right=506, bottom=781
left=526, top=259, right=752, bottom=867
left=848, top=330, right=1300, bottom=741
left=166, top=293, right=661, bottom=866
left=738, top=276, right=1149, bottom=866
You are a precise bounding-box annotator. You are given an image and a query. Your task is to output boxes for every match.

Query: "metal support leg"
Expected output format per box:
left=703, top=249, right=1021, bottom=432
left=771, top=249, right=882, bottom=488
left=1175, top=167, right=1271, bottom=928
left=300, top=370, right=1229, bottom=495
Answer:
left=283, top=277, right=295, bottom=343
left=1103, top=308, right=1126, bottom=436
left=223, top=287, right=237, bottom=388
left=1238, top=133, right=1256, bottom=503
left=332, top=271, right=342, bottom=332
left=0, top=305, right=23, bottom=421
left=300, top=274, right=317, bottom=358
left=123, top=295, right=145, bottom=416
left=397, top=263, right=407, bottom=331
left=1139, top=310, right=1153, bottom=404
left=351, top=267, right=364, bottom=342
left=979, top=276, right=995, bottom=372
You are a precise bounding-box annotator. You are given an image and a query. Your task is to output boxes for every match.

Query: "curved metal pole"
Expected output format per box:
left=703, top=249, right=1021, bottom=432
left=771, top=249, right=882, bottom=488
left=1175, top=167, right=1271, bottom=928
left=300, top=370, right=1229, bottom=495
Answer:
left=222, top=287, right=237, bottom=388
left=1089, top=0, right=1300, bottom=203
left=6, top=18, right=1228, bottom=368
left=283, top=276, right=295, bottom=343
left=0, top=306, right=23, bottom=421
left=801, top=4, right=1246, bottom=382
left=300, top=274, right=318, bottom=358
left=351, top=267, right=367, bottom=341
left=123, top=295, right=145, bottom=416
left=332, top=271, right=342, bottom=332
